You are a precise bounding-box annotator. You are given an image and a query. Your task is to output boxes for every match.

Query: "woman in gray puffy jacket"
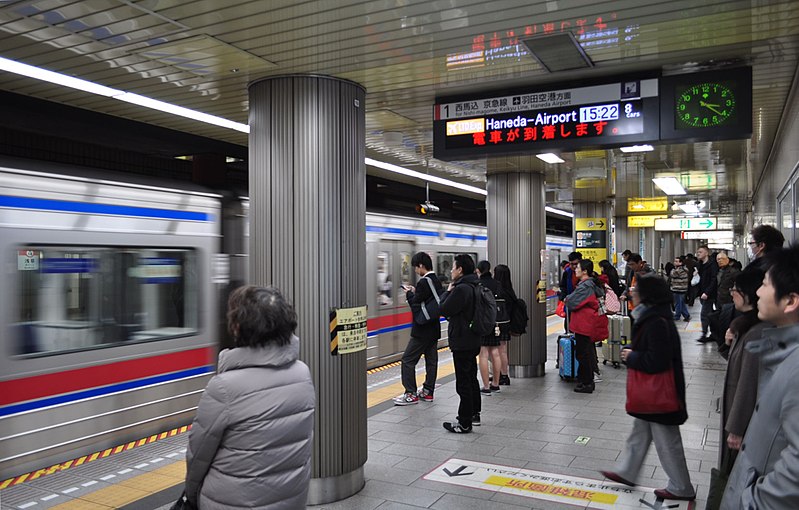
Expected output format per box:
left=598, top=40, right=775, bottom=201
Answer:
left=184, top=285, right=316, bottom=509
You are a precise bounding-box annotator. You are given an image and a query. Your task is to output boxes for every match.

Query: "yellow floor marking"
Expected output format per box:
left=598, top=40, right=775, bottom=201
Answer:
left=546, top=322, right=563, bottom=336
left=49, top=461, right=186, bottom=510
left=367, top=358, right=456, bottom=408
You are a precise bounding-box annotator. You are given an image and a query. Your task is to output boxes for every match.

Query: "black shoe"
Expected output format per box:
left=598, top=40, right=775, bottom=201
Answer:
left=443, top=421, right=472, bottom=434
left=683, top=317, right=691, bottom=322
left=696, top=336, right=711, bottom=343
left=574, top=383, right=594, bottom=393
left=499, top=374, right=510, bottom=385
left=489, top=385, right=501, bottom=393
left=472, top=414, right=481, bottom=426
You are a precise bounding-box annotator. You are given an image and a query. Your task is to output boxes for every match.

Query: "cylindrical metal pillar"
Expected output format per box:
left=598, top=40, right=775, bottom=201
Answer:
left=486, top=172, right=546, bottom=377
left=248, top=75, right=366, bottom=504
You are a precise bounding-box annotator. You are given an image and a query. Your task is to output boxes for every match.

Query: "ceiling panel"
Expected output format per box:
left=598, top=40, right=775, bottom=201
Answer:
left=0, top=0, right=795, bottom=213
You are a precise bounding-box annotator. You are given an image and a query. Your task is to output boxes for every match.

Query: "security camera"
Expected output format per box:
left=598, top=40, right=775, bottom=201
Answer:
left=416, top=201, right=440, bottom=215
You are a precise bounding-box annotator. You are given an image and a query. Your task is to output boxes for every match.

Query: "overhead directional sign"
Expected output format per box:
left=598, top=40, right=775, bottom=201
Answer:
left=681, top=172, right=717, bottom=189
left=655, top=217, right=717, bottom=231
left=682, top=230, right=733, bottom=240
left=575, top=217, right=606, bottom=230
left=627, top=215, right=668, bottom=228
left=627, top=197, right=669, bottom=213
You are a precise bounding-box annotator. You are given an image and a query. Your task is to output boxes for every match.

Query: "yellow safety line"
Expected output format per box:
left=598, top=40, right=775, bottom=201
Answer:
left=48, top=461, right=186, bottom=510
left=367, top=356, right=456, bottom=408
left=0, top=426, right=191, bottom=491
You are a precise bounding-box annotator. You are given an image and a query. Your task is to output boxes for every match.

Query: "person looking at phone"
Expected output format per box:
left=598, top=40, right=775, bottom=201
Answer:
left=393, top=252, right=444, bottom=405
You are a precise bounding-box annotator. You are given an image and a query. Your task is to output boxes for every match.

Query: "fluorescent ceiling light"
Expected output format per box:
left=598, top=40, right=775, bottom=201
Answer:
left=536, top=153, right=565, bottom=164
left=0, top=56, right=249, bottom=134
left=619, top=145, right=654, bottom=153
left=545, top=206, right=574, bottom=218
left=365, top=158, right=486, bottom=196
left=652, top=177, right=686, bottom=195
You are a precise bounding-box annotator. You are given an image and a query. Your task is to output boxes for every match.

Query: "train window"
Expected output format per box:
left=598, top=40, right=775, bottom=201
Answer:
left=436, top=253, right=456, bottom=285
left=376, top=251, right=393, bottom=308
left=400, top=252, right=412, bottom=286
left=14, top=246, right=198, bottom=356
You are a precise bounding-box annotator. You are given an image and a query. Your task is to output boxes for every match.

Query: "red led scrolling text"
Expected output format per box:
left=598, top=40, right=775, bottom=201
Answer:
left=472, top=122, right=610, bottom=146
left=473, top=14, right=616, bottom=51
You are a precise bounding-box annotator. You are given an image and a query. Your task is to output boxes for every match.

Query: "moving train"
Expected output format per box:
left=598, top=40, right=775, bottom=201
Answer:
left=0, top=157, right=572, bottom=480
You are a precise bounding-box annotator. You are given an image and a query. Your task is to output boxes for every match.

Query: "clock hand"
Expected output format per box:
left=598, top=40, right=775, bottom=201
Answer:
left=699, top=100, right=724, bottom=115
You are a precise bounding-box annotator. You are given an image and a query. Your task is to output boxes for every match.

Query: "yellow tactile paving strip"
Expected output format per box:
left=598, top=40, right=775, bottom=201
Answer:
left=366, top=322, right=561, bottom=408
left=48, top=461, right=186, bottom=510
left=0, top=426, right=191, bottom=491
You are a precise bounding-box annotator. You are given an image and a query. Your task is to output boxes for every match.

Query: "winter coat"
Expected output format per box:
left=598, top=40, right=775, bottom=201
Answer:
left=406, top=271, right=444, bottom=341
left=715, top=265, right=740, bottom=307
left=719, top=311, right=766, bottom=467
left=721, top=322, right=799, bottom=510
left=185, top=337, right=315, bottom=510
left=558, top=267, right=578, bottom=300
left=624, top=304, right=688, bottom=426
left=698, top=257, right=719, bottom=299
left=564, top=278, right=608, bottom=341
left=669, top=266, right=690, bottom=293
left=439, top=273, right=481, bottom=351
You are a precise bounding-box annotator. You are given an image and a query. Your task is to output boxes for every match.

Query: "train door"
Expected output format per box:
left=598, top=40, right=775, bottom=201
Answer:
left=374, top=241, right=414, bottom=362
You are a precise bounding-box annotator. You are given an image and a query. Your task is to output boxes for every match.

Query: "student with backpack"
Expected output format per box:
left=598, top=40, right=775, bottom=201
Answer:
left=439, top=254, right=484, bottom=433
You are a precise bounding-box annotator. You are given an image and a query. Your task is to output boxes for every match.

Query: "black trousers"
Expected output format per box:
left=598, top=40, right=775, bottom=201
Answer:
left=574, top=333, right=594, bottom=386
left=401, top=336, right=438, bottom=394
left=452, top=348, right=481, bottom=427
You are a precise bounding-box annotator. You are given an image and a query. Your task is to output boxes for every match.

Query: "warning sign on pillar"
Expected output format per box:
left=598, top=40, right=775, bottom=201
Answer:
left=424, top=458, right=695, bottom=509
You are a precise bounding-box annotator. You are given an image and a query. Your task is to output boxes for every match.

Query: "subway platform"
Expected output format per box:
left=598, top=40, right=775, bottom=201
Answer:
left=0, top=306, right=725, bottom=509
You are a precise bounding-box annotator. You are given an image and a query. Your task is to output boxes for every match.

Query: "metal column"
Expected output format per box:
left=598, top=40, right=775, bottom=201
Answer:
left=248, top=75, right=366, bottom=504
left=486, top=172, right=546, bottom=377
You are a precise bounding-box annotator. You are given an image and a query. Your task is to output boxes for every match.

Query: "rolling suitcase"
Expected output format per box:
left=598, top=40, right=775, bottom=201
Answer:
left=558, top=334, right=578, bottom=380
left=603, top=303, right=631, bottom=368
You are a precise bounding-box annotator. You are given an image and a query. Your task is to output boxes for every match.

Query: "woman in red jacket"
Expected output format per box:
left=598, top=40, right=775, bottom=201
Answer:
left=564, top=259, right=608, bottom=394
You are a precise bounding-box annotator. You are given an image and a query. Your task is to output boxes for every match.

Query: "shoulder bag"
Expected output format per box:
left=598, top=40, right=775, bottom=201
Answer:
left=625, top=366, right=682, bottom=414
left=413, top=277, right=441, bottom=325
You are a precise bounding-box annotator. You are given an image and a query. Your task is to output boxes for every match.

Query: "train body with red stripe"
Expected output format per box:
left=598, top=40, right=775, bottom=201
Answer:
left=0, top=156, right=572, bottom=481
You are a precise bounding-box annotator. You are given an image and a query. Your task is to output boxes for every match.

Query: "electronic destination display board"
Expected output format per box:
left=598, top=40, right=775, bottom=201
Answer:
left=433, top=78, right=660, bottom=161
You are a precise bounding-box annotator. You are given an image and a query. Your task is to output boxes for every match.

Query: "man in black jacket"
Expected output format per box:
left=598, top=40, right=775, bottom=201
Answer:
left=439, top=254, right=481, bottom=433
left=697, top=245, right=718, bottom=343
left=394, top=252, right=444, bottom=406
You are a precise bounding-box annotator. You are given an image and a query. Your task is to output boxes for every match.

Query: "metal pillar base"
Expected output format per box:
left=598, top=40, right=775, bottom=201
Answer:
left=307, top=466, right=365, bottom=505
left=509, top=363, right=545, bottom=378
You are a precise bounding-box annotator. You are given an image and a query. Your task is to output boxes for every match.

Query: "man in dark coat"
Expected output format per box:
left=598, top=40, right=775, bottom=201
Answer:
left=439, top=253, right=481, bottom=433
left=394, top=252, right=444, bottom=406
left=697, top=245, right=719, bottom=343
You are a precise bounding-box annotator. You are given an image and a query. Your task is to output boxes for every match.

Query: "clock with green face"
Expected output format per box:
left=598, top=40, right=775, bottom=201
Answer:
left=675, top=82, right=736, bottom=128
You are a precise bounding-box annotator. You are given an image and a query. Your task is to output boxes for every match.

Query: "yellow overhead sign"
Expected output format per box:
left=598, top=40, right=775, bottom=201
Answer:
left=574, top=217, right=607, bottom=230
left=627, top=197, right=669, bottom=213
left=579, top=248, right=607, bottom=263
left=627, top=215, right=668, bottom=228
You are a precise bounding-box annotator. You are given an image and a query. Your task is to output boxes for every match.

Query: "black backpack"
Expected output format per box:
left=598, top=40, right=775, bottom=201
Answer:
left=495, top=296, right=510, bottom=324
left=470, top=283, right=497, bottom=337
left=509, top=298, right=529, bottom=335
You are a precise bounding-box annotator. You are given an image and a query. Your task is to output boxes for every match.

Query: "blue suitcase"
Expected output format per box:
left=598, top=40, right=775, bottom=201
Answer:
left=558, top=334, right=578, bottom=380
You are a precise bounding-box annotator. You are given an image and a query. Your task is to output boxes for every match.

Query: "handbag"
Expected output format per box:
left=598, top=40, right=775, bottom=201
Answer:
left=170, top=492, right=197, bottom=510
left=625, top=366, right=682, bottom=414
left=706, top=451, right=735, bottom=510
left=603, top=284, right=620, bottom=315
left=690, top=268, right=700, bottom=286
left=412, top=277, right=441, bottom=325
left=555, top=300, right=567, bottom=318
